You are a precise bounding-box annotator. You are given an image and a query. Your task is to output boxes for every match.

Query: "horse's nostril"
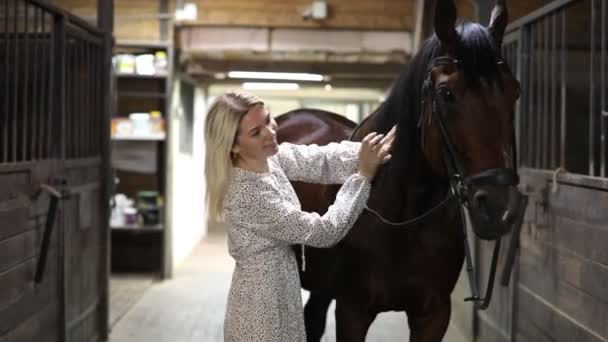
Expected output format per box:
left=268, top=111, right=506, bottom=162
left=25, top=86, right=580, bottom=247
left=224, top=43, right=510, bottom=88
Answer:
left=502, top=210, right=515, bottom=225
left=473, top=190, right=488, bottom=207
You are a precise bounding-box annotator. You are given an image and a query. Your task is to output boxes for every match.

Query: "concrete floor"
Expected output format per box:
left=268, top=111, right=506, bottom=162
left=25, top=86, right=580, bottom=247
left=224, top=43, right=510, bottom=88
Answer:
left=109, top=230, right=469, bottom=341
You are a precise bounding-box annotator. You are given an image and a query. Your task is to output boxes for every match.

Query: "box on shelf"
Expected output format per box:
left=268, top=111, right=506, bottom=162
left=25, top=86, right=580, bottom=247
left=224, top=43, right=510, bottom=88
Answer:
left=111, top=111, right=165, bottom=139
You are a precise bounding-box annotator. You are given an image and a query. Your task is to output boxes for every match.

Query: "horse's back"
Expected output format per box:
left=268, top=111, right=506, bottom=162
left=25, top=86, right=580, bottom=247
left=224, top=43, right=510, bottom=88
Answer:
left=276, top=108, right=356, bottom=145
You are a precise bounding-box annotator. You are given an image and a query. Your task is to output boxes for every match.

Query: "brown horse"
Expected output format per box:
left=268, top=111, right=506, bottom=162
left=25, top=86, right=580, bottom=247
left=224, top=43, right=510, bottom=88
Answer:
left=276, top=0, right=522, bottom=341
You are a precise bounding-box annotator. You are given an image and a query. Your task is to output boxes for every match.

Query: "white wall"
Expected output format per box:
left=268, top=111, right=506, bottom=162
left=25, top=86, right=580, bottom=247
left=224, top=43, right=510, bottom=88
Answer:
left=169, top=81, right=209, bottom=270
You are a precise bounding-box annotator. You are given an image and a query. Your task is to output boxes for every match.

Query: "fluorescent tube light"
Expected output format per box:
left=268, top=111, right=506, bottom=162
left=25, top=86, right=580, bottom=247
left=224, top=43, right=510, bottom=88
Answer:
left=229, top=71, right=323, bottom=82
left=242, top=82, right=300, bottom=90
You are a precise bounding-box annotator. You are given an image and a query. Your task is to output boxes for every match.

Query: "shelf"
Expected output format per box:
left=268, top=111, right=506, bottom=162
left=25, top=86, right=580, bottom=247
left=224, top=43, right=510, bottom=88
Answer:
left=116, top=40, right=170, bottom=49
left=118, top=91, right=166, bottom=99
left=116, top=73, right=168, bottom=79
left=111, top=224, right=163, bottom=231
left=112, top=133, right=166, bottom=141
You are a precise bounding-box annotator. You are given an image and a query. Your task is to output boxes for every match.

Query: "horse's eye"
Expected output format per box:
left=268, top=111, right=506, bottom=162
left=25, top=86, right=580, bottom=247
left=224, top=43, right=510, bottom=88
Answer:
left=438, top=87, right=455, bottom=103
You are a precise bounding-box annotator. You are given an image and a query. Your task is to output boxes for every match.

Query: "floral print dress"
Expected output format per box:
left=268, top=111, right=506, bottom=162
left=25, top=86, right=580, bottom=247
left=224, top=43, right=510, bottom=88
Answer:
left=222, top=141, right=371, bottom=342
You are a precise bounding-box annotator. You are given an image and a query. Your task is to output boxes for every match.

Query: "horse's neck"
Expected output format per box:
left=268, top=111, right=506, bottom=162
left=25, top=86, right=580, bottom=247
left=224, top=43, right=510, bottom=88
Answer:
left=370, top=151, right=445, bottom=222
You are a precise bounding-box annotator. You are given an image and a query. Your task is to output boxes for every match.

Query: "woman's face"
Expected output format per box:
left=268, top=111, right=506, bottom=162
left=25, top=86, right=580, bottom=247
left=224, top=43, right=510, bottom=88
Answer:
left=232, top=104, right=279, bottom=163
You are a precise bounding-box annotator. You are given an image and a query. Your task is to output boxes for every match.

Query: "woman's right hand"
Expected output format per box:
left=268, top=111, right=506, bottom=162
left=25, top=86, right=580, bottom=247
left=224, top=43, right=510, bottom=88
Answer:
left=358, top=126, right=396, bottom=181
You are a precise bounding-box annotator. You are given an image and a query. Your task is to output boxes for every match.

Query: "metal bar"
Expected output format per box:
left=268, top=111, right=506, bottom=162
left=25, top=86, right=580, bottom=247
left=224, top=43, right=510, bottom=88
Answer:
left=12, top=0, right=19, bottom=161
left=3, top=0, right=9, bottom=162
left=527, top=24, right=535, bottom=167
left=31, top=6, right=39, bottom=160
left=516, top=29, right=526, bottom=168
left=542, top=18, right=552, bottom=169
left=35, top=192, right=60, bottom=283
left=507, top=0, right=579, bottom=33
left=601, top=0, right=606, bottom=177
left=560, top=11, right=567, bottom=167
left=39, top=11, right=47, bottom=159
left=47, top=11, right=54, bottom=158
left=68, top=37, right=73, bottom=159
left=22, top=2, right=30, bottom=161
left=551, top=14, right=557, bottom=169
left=590, top=0, right=597, bottom=176
left=536, top=23, right=542, bottom=168
left=84, top=40, right=89, bottom=157
left=52, top=13, right=66, bottom=159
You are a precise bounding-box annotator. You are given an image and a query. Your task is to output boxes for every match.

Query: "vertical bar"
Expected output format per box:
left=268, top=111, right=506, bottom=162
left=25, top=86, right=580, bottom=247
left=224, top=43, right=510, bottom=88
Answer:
left=3, top=0, right=10, bottom=162
left=589, top=0, right=597, bottom=176
left=83, top=40, right=89, bottom=158
left=98, top=0, right=114, bottom=337
left=49, top=14, right=67, bottom=160
left=47, top=11, right=53, bottom=158
left=39, top=11, right=47, bottom=159
left=67, top=37, right=73, bottom=159
left=22, top=2, right=29, bottom=161
left=560, top=11, right=567, bottom=167
left=536, top=23, right=542, bottom=169
left=528, top=24, right=535, bottom=167
left=518, top=27, right=528, bottom=168
left=542, top=18, right=551, bottom=169
left=551, top=14, right=557, bottom=169
left=601, top=0, right=606, bottom=177
left=31, top=6, right=39, bottom=160
left=12, top=0, right=19, bottom=161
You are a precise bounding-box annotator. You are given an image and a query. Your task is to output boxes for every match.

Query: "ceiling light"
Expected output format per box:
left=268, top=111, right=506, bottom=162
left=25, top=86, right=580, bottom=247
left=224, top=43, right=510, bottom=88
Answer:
left=242, top=82, right=300, bottom=91
left=229, top=71, right=323, bottom=82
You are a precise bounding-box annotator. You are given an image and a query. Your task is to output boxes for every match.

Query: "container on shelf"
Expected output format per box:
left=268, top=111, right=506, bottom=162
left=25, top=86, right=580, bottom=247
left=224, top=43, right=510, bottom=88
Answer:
left=135, top=54, right=156, bottom=75
left=115, top=54, right=136, bottom=74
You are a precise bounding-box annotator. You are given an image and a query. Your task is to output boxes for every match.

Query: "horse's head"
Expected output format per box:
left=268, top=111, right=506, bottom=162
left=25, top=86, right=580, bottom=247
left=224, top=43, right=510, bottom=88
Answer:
left=420, top=0, right=524, bottom=240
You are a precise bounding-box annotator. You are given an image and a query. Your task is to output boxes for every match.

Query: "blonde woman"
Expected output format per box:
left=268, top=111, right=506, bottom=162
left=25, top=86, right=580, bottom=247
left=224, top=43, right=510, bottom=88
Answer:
left=205, top=91, right=394, bottom=342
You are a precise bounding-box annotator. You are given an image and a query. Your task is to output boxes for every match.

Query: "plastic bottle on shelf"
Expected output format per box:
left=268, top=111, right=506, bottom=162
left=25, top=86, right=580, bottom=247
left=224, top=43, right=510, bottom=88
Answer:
left=154, top=51, right=168, bottom=75
left=149, top=110, right=165, bottom=137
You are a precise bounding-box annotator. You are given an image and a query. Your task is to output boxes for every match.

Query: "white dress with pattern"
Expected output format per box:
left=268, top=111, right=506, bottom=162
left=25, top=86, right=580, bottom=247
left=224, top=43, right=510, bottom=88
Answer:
left=223, top=141, right=371, bottom=342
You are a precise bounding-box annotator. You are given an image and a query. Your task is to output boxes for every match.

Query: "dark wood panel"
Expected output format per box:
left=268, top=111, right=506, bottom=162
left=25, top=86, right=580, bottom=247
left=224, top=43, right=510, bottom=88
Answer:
left=0, top=248, right=58, bottom=336
left=519, top=231, right=608, bottom=339
left=0, top=172, right=29, bottom=202
left=0, top=197, right=30, bottom=241
left=0, top=302, right=60, bottom=342
left=0, top=230, right=38, bottom=274
left=516, top=285, right=606, bottom=342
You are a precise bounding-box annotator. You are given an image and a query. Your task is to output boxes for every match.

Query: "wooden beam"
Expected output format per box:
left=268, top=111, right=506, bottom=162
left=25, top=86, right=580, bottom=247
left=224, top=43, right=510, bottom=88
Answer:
left=413, top=0, right=436, bottom=53
left=97, top=0, right=113, bottom=340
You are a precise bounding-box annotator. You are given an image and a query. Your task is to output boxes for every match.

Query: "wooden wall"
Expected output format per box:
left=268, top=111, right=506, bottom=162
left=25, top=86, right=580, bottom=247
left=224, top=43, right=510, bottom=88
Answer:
left=53, top=0, right=173, bottom=41
left=0, top=165, right=61, bottom=342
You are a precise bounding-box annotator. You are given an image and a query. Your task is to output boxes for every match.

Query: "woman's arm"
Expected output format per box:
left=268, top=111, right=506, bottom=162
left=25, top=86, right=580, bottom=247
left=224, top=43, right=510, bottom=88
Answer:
left=274, top=141, right=361, bottom=184
left=225, top=173, right=370, bottom=247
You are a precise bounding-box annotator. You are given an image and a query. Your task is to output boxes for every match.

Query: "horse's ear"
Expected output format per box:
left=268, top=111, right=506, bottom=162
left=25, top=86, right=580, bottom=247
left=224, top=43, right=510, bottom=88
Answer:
left=488, top=0, right=509, bottom=50
left=434, top=0, right=458, bottom=47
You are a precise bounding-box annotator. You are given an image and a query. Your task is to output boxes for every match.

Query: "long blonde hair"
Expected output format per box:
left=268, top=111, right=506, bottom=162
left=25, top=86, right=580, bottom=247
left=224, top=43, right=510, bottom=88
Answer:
left=205, top=91, right=264, bottom=221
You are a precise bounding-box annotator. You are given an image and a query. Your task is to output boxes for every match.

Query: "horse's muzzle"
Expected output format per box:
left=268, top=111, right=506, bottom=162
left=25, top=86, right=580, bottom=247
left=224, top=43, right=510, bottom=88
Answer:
left=465, top=169, right=527, bottom=240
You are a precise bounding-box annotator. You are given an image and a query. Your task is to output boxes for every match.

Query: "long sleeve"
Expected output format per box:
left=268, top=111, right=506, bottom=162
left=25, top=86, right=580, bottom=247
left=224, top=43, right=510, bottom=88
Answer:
left=225, top=173, right=370, bottom=248
left=274, top=141, right=360, bottom=184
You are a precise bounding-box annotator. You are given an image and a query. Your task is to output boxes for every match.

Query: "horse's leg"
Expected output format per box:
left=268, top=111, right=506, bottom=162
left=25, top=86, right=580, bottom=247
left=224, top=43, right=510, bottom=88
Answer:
left=335, top=300, right=376, bottom=342
left=303, top=292, right=332, bottom=342
left=407, top=301, right=451, bottom=342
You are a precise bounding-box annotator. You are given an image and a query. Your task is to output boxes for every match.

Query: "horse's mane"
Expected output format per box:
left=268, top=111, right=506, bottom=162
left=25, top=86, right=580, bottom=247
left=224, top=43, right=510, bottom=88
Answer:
left=364, top=22, right=503, bottom=177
